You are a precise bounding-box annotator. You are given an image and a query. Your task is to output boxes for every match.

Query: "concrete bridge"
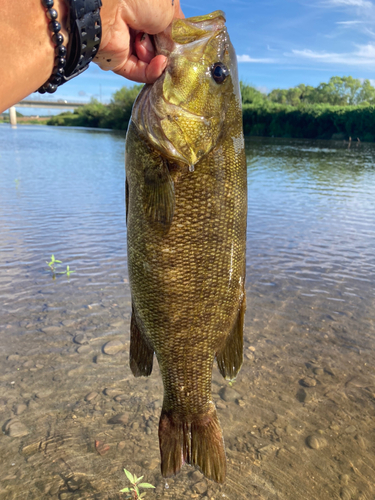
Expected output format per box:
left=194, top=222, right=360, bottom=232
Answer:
left=8, top=99, right=85, bottom=126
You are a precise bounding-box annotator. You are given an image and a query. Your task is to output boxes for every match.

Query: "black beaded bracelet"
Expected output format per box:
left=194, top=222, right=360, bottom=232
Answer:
left=37, top=0, right=102, bottom=94
left=38, top=0, right=67, bottom=94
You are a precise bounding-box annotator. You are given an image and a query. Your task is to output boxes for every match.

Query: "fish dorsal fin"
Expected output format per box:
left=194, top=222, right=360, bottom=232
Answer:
left=143, top=154, right=175, bottom=231
left=216, top=293, right=246, bottom=380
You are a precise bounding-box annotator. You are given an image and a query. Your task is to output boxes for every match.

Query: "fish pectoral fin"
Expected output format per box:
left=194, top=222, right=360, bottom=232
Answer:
left=129, top=306, right=154, bottom=377
left=216, top=292, right=246, bottom=381
left=143, top=155, right=175, bottom=230
left=159, top=405, right=226, bottom=483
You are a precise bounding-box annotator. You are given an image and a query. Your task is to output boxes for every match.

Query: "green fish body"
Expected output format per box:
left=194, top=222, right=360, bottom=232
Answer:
left=125, top=11, right=247, bottom=483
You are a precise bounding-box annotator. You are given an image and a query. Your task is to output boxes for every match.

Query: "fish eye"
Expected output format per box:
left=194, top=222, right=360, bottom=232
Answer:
left=211, top=63, right=229, bottom=84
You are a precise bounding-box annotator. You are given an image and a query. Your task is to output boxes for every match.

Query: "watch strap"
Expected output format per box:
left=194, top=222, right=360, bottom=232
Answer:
left=63, top=0, right=102, bottom=82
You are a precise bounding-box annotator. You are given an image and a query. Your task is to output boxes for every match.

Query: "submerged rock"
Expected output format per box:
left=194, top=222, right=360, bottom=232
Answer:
left=102, top=340, right=123, bottom=355
left=3, top=418, right=29, bottom=438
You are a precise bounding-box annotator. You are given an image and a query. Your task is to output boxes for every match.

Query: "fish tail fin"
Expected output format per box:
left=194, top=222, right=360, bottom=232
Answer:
left=159, top=407, right=226, bottom=483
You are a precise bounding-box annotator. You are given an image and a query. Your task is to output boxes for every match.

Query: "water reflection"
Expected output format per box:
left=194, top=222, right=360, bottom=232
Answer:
left=0, top=127, right=374, bottom=499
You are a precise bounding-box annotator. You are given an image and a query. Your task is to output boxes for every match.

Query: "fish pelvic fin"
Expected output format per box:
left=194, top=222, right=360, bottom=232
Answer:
left=216, top=292, right=246, bottom=380
left=159, top=406, right=226, bottom=483
left=129, top=306, right=154, bottom=377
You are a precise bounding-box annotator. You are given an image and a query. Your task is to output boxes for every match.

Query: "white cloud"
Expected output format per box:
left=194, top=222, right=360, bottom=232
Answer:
left=336, top=20, right=364, bottom=23
left=327, top=0, right=373, bottom=6
left=290, top=43, right=375, bottom=65
left=237, top=54, right=276, bottom=63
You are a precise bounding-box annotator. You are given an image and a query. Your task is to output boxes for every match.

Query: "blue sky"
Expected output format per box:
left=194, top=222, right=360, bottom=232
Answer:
left=24, top=0, right=375, bottom=110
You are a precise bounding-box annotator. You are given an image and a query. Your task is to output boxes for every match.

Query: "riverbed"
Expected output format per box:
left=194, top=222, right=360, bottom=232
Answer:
left=0, top=124, right=374, bottom=499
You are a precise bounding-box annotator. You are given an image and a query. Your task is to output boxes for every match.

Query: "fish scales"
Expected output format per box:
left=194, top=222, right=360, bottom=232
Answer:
left=125, top=10, right=247, bottom=483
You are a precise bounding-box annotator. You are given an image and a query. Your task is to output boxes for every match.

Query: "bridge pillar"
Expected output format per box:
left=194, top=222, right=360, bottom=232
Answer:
left=9, top=106, right=17, bottom=127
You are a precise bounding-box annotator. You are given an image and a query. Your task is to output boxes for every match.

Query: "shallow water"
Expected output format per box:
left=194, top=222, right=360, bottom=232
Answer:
left=0, top=125, right=374, bottom=500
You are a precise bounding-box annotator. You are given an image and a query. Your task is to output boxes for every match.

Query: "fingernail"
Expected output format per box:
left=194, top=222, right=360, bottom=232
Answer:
left=140, top=33, right=147, bottom=43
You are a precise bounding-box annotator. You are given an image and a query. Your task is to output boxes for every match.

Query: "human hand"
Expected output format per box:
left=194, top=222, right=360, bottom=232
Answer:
left=94, top=0, right=184, bottom=84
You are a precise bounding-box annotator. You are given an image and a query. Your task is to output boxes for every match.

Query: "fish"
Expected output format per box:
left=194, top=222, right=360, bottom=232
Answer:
left=125, top=10, right=247, bottom=483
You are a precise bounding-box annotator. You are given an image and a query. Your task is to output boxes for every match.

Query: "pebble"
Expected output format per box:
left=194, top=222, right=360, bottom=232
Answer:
left=153, top=399, right=163, bottom=410
left=300, top=377, right=317, bottom=387
left=4, top=418, right=29, bottom=438
left=329, top=423, right=340, bottom=431
left=340, top=486, right=356, bottom=500
left=313, top=367, right=324, bottom=376
left=73, top=334, right=89, bottom=345
left=28, top=400, right=39, bottom=409
left=339, top=474, right=350, bottom=485
left=132, top=422, right=139, bottom=430
left=21, top=442, right=40, bottom=455
left=296, top=388, right=312, bottom=403
left=306, top=435, right=327, bottom=450
left=355, top=434, right=366, bottom=449
left=7, top=354, right=20, bottom=361
left=103, top=388, right=122, bottom=397
left=257, top=444, right=276, bottom=457
left=245, top=352, right=254, bottom=361
left=77, top=345, right=92, bottom=354
left=219, top=386, right=241, bottom=403
left=62, top=319, right=75, bottom=327
left=146, top=427, right=152, bottom=435
left=35, top=390, right=52, bottom=399
left=216, top=400, right=226, bottom=410
left=108, top=413, right=129, bottom=425
left=42, top=326, right=60, bottom=334
left=192, top=481, right=208, bottom=495
left=142, top=458, right=159, bottom=470
left=114, top=394, right=127, bottom=403
left=191, top=471, right=204, bottom=482
left=102, top=340, right=124, bottom=355
left=85, top=392, right=99, bottom=402
left=345, top=425, right=356, bottom=434
left=118, top=441, right=126, bottom=451
left=14, top=404, right=27, bottom=415
left=95, top=440, right=110, bottom=456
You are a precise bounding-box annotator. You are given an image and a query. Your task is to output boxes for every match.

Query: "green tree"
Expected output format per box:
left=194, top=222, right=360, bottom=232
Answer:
left=240, top=83, right=266, bottom=105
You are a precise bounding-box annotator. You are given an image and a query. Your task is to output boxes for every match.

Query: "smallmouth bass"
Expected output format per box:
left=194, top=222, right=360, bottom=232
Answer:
left=125, top=11, right=247, bottom=483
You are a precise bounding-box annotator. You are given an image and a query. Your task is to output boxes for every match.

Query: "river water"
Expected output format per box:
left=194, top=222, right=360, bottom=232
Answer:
left=0, top=124, right=374, bottom=500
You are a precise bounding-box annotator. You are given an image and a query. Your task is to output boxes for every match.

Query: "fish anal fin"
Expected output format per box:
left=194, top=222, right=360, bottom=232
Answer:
left=143, top=154, right=175, bottom=231
left=216, top=293, right=245, bottom=380
left=159, top=406, right=226, bottom=483
left=129, top=307, right=154, bottom=377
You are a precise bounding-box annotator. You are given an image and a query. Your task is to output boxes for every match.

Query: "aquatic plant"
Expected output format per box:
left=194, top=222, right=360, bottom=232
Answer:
left=120, top=469, right=155, bottom=499
left=46, top=255, right=75, bottom=279
left=61, top=265, right=75, bottom=277
left=46, top=254, right=62, bottom=273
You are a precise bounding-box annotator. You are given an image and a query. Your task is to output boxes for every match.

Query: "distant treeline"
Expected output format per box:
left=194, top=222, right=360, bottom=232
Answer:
left=47, top=76, right=375, bottom=141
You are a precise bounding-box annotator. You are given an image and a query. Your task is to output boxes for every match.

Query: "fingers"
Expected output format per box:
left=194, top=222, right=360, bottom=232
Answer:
left=134, top=32, right=155, bottom=64
left=114, top=53, right=167, bottom=84
left=127, top=0, right=185, bottom=34
left=174, top=0, right=185, bottom=20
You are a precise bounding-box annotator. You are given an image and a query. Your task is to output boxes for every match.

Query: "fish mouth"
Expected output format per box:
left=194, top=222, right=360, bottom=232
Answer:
left=154, top=10, right=227, bottom=59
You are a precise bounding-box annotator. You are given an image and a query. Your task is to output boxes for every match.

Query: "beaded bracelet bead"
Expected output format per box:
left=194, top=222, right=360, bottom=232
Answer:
left=38, top=0, right=67, bottom=94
